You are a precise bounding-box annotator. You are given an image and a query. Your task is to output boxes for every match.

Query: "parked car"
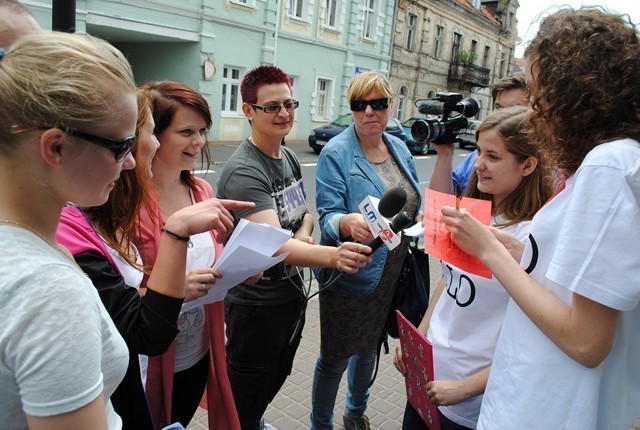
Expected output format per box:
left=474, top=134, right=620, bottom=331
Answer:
left=458, top=119, right=481, bottom=150
left=402, top=116, right=434, bottom=155
left=308, top=113, right=407, bottom=154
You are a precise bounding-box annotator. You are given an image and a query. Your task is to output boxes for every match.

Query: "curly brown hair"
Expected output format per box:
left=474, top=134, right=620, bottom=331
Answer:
left=524, top=7, right=640, bottom=176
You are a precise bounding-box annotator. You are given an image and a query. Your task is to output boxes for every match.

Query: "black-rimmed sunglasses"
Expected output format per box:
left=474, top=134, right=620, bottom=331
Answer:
left=350, top=97, right=389, bottom=112
left=66, top=129, right=136, bottom=161
left=250, top=100, right=300, bottom=114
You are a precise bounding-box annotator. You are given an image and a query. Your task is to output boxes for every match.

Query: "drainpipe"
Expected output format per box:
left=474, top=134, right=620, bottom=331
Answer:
left=52, top=0, right=76, bottom=33
left=273, top=0, right=282, bottom=65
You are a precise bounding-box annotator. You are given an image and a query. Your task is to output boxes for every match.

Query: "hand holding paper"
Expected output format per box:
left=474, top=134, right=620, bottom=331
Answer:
left=181, top=218, right=292, bottom=311
left=423, top=188, right=492, bottom=278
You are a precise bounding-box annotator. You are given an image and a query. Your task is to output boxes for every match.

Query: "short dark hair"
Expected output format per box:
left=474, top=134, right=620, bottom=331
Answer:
left=241, top=65, right=291, bottom=104
left=490, top=72, right=526, bottom=106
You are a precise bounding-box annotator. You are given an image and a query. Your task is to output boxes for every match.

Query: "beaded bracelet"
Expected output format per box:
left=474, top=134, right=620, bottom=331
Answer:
left=161, top=226, right=193, bottom=247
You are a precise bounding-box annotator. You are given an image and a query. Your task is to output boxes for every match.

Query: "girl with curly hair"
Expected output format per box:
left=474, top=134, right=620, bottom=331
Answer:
left=440, top=7, right=640, bottom=429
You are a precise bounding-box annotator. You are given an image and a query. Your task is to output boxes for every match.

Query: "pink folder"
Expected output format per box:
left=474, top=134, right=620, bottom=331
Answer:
left=397, top=310, right=441, bottom=430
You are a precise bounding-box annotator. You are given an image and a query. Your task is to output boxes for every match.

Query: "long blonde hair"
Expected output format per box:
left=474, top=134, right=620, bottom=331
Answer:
left=0, top=32, right=135, bottom=154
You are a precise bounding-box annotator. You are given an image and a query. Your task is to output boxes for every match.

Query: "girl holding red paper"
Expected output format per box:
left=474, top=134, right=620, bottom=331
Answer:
left=393, top=105, right=552, bottom=430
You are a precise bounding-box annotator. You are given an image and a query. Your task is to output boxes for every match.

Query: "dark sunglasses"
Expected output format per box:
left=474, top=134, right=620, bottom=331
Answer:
left=250, top=100, right=299, bottom=114
left=66, top=129, right=136, bottom=161
left=350, top=97, right=389, bottom=112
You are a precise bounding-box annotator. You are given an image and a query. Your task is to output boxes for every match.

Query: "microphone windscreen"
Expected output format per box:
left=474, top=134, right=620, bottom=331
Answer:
left=378, top=187, right=407, bottom=218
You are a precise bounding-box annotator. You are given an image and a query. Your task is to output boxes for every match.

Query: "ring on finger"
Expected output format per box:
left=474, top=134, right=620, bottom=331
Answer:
left=201, top=283, right=206, bottom=292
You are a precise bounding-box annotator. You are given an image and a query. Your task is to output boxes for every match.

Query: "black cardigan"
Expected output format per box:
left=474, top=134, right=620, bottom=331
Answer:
left=75, top=251, right=183, bottom=430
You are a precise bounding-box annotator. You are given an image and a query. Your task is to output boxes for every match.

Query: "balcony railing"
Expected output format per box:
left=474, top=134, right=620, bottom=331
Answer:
left=448, top=62, right=491, bottom=89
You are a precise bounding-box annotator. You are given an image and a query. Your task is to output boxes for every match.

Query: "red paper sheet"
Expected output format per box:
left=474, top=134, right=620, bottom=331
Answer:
left=397, top=310, right=440, bottom=430
left=423, top=188, right=492, bottom=278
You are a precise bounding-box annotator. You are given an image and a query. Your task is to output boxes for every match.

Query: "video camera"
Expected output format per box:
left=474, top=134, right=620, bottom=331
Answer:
left=411, top=92, right=478, bottom=144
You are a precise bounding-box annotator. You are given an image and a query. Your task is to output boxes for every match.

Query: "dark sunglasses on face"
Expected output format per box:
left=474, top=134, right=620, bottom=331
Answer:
left=66, top=129, right=136, bottom=161
left=250, top=100, right=300, bottom=114
left=350, top=97, right=389, bottom=112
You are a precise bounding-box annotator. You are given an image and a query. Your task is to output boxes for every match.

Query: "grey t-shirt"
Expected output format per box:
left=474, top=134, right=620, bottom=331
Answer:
left=0, top=227, right=128, bottom=429
left=216, top=138, right=307, bottom=305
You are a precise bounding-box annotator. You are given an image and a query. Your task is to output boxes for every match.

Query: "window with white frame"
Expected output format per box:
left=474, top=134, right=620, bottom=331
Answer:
left=288, top=0, right=304, bottom=19
left=324, top=0, right=341, bottom=28
left=231, top=0, right=256, bottom=6
left=314, top=78, right=332, bottom=120
left=288, top=75, right=298, bottom=100
left=221, top=66, right=243, bottom=114
left=397, top=86, right=408, bottom=121
left=406, top=13, right=417, bottom=50
left=433, top=25, right=443, bottom=58
left=362, top=0, right=377, bottom=39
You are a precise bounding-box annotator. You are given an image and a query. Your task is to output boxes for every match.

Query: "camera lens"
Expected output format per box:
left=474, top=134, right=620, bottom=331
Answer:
left=411, top=119, right=446, bottom=143
left=456, top=97, right=479, bottom=118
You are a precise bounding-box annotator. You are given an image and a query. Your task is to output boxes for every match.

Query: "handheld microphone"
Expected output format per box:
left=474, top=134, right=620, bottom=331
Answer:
left=345, top=187, right=407, bottom=243
left=367, top=211, right=413, bottom=254
left=378, top=187, right=408, bottom=218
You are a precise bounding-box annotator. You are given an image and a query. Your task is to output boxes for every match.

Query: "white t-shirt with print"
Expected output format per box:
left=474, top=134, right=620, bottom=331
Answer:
left=173, top=229, right=215, bottom=372
left=478, top=139, right=640, bottom=430
left=428, top=217, right=530, bottom=429
left=0, top=227, right=128, bottom=429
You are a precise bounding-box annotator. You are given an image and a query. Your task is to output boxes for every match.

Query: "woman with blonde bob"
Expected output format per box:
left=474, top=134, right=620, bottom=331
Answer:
left=395, top=106, right=552, bottom=430
left=0, top=32, right=136, bottom=429
left=312, top=71, right=421, bottom=430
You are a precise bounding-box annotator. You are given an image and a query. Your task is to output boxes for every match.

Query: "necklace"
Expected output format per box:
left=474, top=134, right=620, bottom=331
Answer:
left=0, top=219, right=77, bottom=265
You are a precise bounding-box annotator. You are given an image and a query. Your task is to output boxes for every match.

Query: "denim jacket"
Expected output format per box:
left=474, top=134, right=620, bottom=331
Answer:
left=315, top=123, right=421, bottom=296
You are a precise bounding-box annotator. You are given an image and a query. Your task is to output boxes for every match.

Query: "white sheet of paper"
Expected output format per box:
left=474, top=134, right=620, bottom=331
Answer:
left=403, top=222, right=424, bottom=238
left=181, top=219, right=292, bottom=312
left=216, top=218, right=291, bottom=267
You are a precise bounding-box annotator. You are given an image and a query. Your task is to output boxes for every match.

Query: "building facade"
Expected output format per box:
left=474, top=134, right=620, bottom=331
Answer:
left=24, top=0, right=517, bottom=140
left=24, top=0, right=396, bottom=141
left=390, top=0, right=519, bottom=121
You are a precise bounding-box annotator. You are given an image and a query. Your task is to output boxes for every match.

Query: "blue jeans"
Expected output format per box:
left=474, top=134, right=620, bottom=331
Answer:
left=310, top=340, right=379, bottom=430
